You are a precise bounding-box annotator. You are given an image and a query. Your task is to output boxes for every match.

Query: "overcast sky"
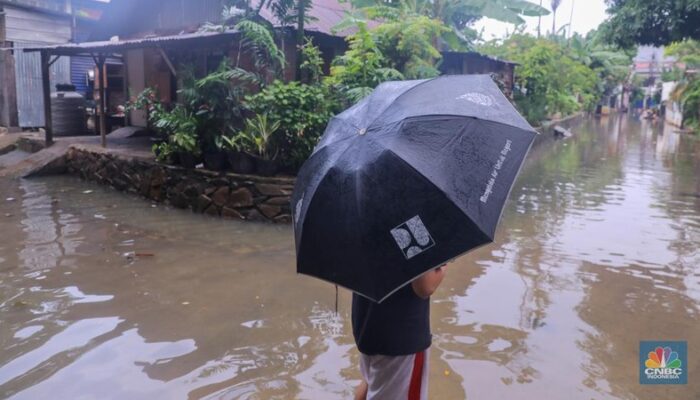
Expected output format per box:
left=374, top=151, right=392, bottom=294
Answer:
left=473, top=0, right=609, bottom=40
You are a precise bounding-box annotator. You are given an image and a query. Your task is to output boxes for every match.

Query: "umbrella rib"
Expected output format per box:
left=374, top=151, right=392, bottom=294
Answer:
left=294, top=135, right=363, bottom=264
left=313, top=117, right=366, bottom=153
left=364, top=77, right=439, bottom=131
left=368, top=135, right=494, bottom=241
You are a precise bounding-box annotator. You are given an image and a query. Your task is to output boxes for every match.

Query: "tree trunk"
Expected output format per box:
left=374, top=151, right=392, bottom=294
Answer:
left=537, top=0, right=542, bottom=38
left=295, top=0, right=306, bottom=81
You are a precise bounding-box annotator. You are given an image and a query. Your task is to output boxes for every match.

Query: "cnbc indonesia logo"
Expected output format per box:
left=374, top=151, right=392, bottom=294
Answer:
left=640, top=341, right=687, bottom=384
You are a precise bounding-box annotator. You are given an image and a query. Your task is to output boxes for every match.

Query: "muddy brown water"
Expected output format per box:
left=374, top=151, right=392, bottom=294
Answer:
left=0, top=116, right=699, bottom=399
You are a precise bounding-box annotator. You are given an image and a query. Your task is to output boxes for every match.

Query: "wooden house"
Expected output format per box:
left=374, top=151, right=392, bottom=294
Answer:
left=0, top=0, right=108, bottom=129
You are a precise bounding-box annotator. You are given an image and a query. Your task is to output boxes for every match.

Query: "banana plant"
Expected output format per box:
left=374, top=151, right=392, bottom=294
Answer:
left=341, top=0, right=549, bottom=48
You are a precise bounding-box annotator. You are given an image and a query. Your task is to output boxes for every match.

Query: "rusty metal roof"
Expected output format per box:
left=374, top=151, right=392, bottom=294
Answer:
left=22, top=30, right=239, bottom=55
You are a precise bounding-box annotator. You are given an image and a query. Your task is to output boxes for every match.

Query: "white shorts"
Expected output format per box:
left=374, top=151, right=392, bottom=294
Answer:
left=359, top=348, right=429, bottom=400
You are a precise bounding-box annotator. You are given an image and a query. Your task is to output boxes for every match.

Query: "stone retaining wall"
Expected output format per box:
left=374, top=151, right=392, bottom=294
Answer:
left=65, top=147, right=294, bottom=223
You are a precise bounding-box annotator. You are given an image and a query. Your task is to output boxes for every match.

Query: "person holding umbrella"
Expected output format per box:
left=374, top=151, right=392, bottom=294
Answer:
left=291, top=75, right=537, bottom=399
left=353, top=263, right=447, bottom=399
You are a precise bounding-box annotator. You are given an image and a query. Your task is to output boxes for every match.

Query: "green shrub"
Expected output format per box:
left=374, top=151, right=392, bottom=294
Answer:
left=681, top=78, right=700, bottom=131
left=245, top=80, right=338, bottom=169
left=480, top=32, right=627, bottom=124
left=326, top=22, right=403, bottom=105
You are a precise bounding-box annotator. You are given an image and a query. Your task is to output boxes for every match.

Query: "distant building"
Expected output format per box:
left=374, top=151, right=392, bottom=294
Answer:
left=0, top=0, right=108, bottom=129
left=632, top=46, right=681, bottom=83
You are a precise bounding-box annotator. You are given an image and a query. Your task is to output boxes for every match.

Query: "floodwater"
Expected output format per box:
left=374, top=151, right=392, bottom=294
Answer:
left=0, top=116, right=699, bottom=399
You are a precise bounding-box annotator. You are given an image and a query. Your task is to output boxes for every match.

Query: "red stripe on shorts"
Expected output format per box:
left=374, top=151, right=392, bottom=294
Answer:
left=408, top=351, right=425, bottom=400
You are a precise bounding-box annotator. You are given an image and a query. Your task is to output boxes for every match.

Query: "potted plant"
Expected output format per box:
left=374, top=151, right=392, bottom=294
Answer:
left=222, top=133, right=255, bottom=174
left=171, top=129, right=201, bottom=169
left=151, top=105, right=202, bottom=168
left=203, top=136, right=228, bottom=171
left=152, top=141, right=176, bottom=165
left=240, top=114, right=281, bottom=176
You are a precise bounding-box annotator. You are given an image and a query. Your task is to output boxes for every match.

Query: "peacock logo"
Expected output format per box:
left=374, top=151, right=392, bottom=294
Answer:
left=640, top=341, right=687, bottom=384
left=645, top=346, right=682, bottom=369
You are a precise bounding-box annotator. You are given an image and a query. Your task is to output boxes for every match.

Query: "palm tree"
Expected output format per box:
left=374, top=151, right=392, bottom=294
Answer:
left=537, top=0, right=543, bottom=37
left=551, top=0, right=561, bottom=35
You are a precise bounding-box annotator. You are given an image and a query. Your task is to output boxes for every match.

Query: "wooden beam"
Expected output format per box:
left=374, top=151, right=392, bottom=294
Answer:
left=157, top=47, right=177, bottom=77
left=96, top=55, right=107, bottom=148
left=48, top=55, right=61, bottom=67
left=0, top=44, right=19, bottom=127
left=40, top=51, right=53, bottom=146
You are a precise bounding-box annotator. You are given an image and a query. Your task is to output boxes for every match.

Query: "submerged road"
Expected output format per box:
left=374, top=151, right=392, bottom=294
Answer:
left=0, top=116, right=698, bottom=399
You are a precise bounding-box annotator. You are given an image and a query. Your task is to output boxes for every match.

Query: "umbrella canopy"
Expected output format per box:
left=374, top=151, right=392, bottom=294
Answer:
left=292, top=74, right=537, bottom=303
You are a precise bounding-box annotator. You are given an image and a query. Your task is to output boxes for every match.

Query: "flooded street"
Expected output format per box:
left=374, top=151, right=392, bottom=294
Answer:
left=0, top=116, right=699, bottom=399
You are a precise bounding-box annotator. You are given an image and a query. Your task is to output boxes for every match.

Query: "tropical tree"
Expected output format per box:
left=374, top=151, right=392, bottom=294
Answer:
left=363, top=7, right=448, bottom=78
left=262, top=0, right=315, bottom=79
left=601, top=0, right=700, bottom=48
left=567, top=31, right=631, bottom=100
left=550, top=0, right=561, bottom=35
left=665, top=40, right=700, bottom=131
left=344, top=0, right=549, bottom=48
left=665, top=39, right=700, bottom=68
left=326, top=22, right=404, bottom=104
left=479, top=34, right=605, bottom=123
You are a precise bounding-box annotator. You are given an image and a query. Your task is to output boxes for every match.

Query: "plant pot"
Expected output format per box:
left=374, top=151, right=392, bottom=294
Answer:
left=204, top=151, right=227, bottom=171
left=227, top=151, right=255, bottom=174
left=178, top=152, right=198, bottom=169
left=253, top=156, right=278, bottom=177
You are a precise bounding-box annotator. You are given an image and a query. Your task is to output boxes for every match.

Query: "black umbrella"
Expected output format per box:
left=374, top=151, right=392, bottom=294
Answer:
left=292, top=75, right=537, bottom=303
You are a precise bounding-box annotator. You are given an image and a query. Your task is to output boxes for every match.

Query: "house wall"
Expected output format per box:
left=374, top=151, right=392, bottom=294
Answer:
left=0, top=0, right=68, bottom=14
left=125, top=49, right=147, bottom=127
left=3, top=4, right=71, bottom=43
left=439, top=52, right=516, bottom=99
left=12, top=42, right=71, bottom=127
left=665, top=100, right=683, bottom=127
left=144, top=48, right=174, bottom=103
left=1, top=4, right=72, bottom=127
left=0, top=9, right=19, bottom=127
left=70, top=55, right=94, bottom=96
left=0, top=47, right=19, bottom=127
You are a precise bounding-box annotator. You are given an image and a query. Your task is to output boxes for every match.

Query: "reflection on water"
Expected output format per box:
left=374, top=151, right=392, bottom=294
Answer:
left=0, top=116, right=699, bottom=399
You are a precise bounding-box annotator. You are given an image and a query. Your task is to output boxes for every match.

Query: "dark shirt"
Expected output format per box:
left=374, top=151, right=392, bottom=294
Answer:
left=351, top=284, right=431, bottom=356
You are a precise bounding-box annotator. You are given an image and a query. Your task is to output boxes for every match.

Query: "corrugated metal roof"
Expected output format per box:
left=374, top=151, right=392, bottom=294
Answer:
left=22, top=30, right=239, bottom=55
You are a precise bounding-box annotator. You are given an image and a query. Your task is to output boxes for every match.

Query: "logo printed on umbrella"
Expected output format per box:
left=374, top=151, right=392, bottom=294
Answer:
left=390, top=215, right=436, bottom=259
left=456, top=92, right=496, bottom=107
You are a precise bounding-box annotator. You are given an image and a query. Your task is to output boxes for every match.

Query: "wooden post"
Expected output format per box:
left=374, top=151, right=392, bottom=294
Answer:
left=40, top=51, right=53, bottom=146
left=97, top=55, right=107, bottom=148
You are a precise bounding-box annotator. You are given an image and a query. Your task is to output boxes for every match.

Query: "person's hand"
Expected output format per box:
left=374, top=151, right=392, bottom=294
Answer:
left=413, top=266, right=447, bottom=299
